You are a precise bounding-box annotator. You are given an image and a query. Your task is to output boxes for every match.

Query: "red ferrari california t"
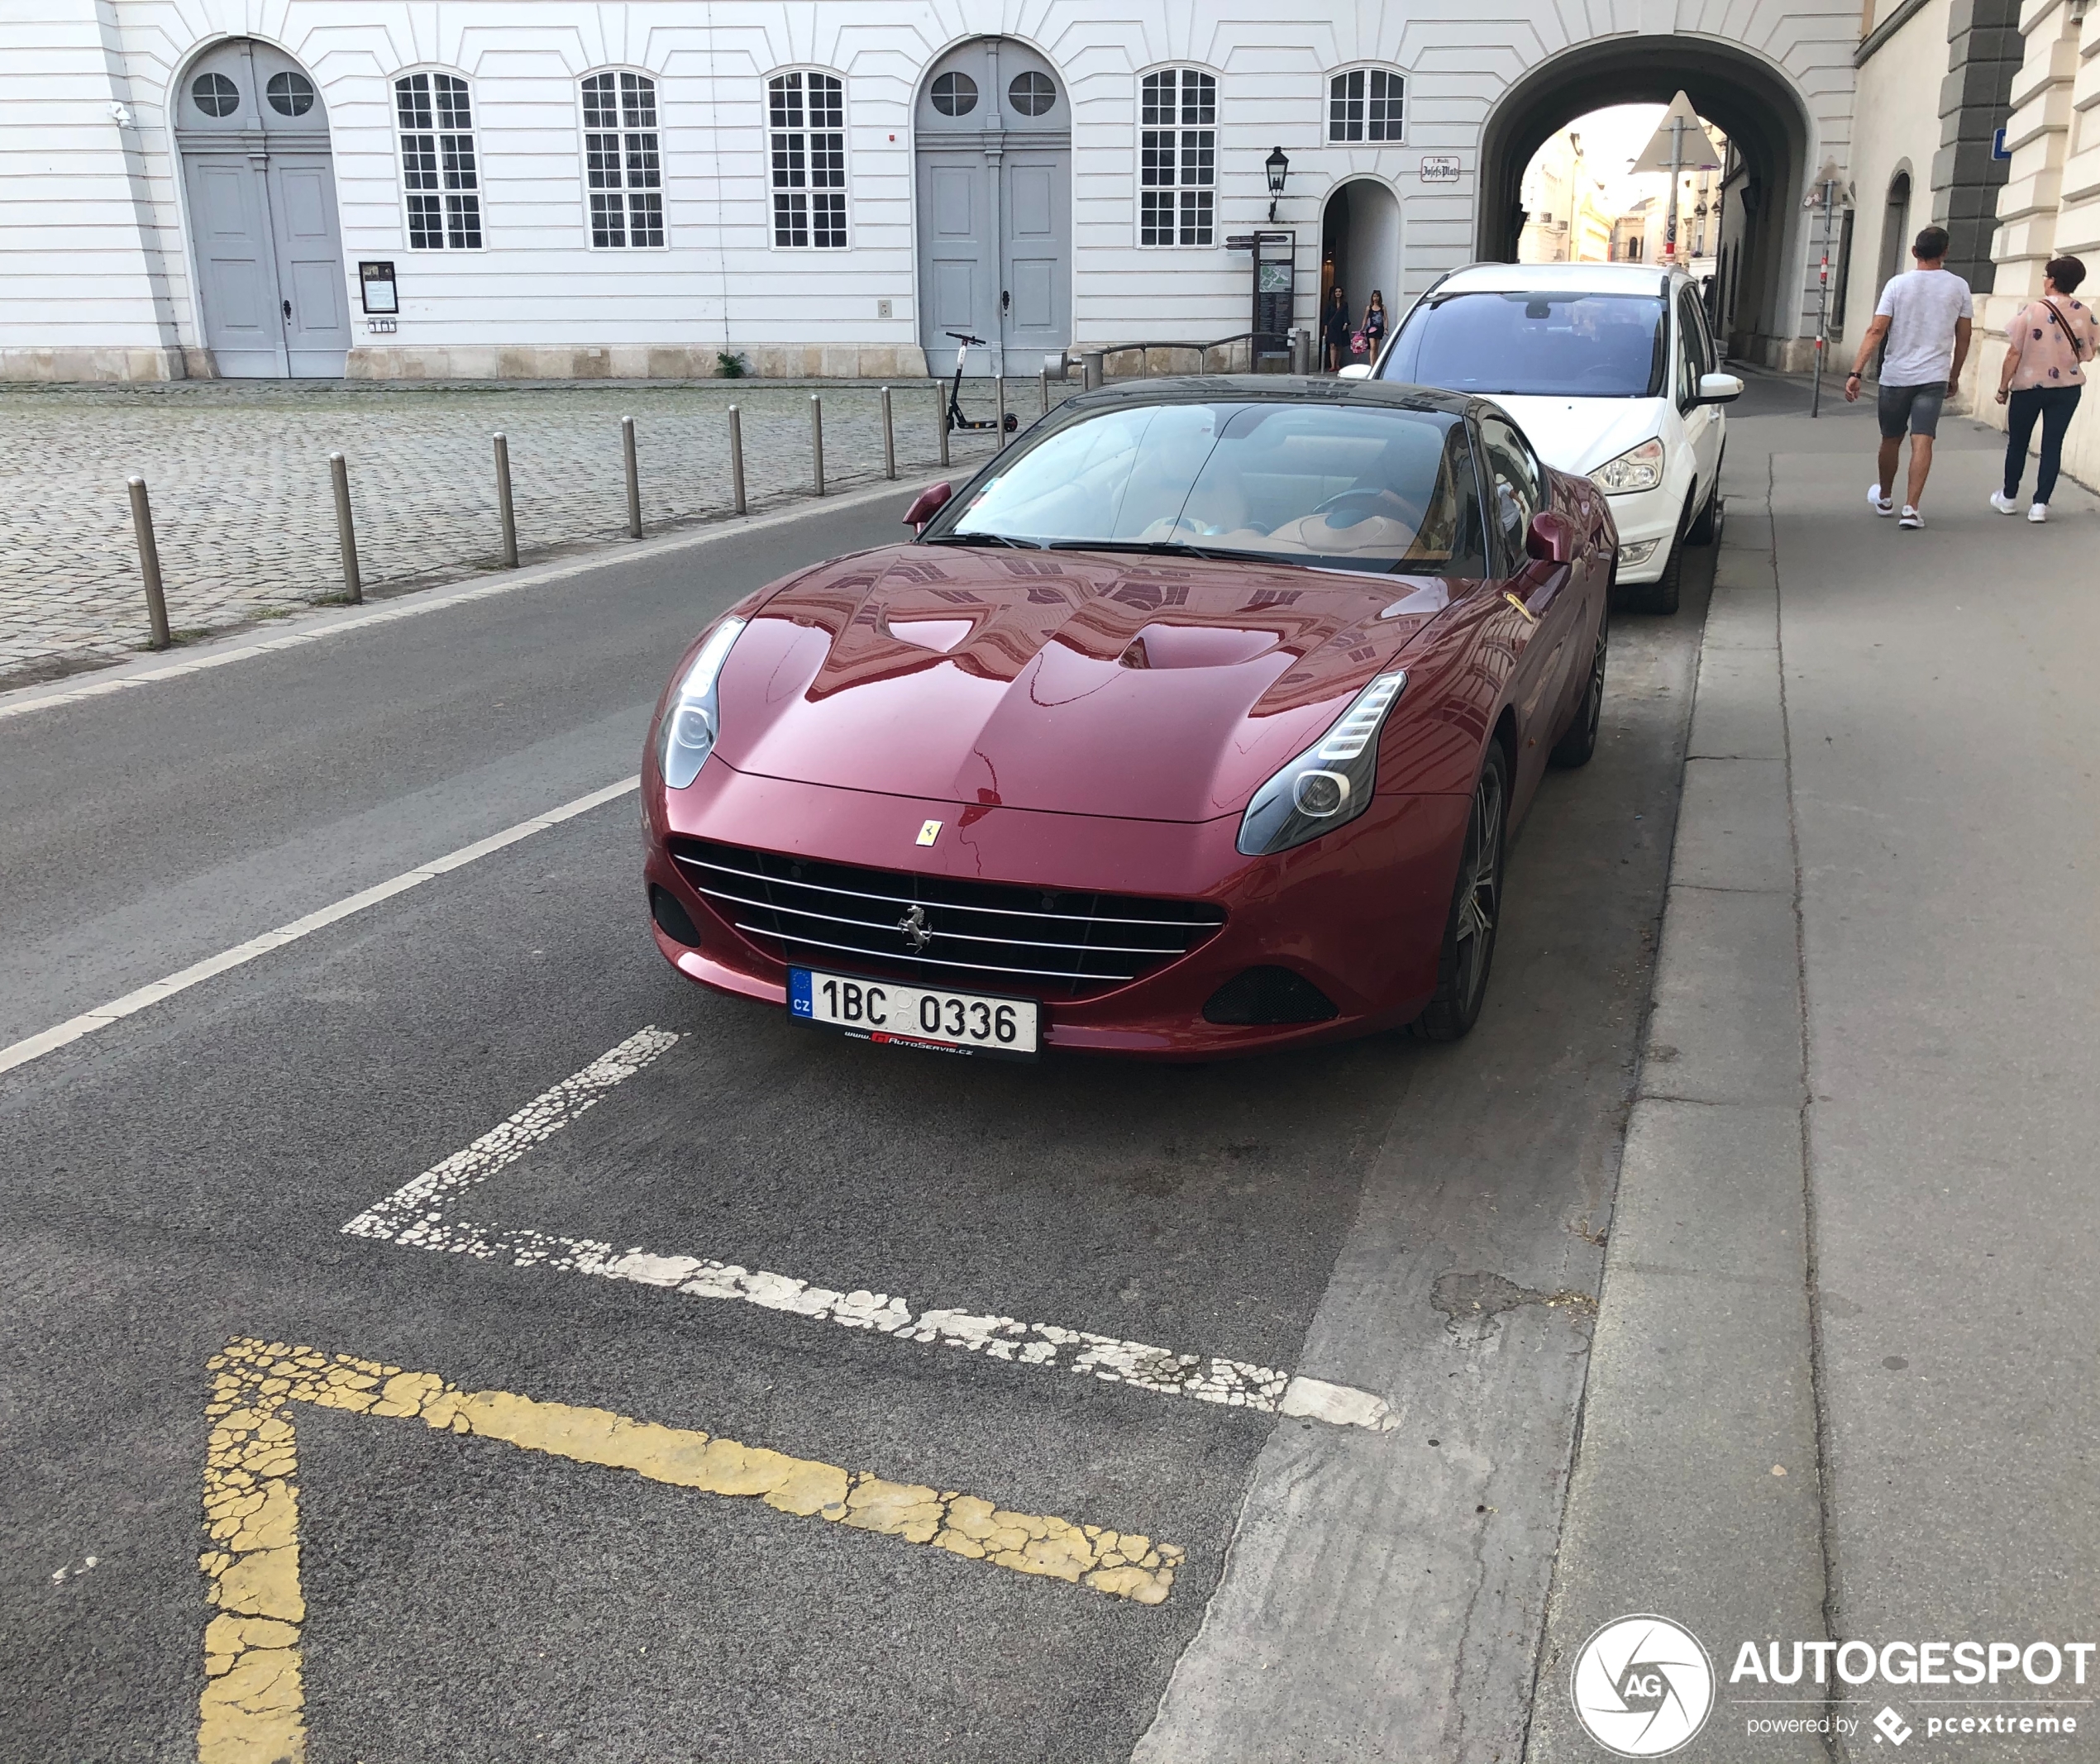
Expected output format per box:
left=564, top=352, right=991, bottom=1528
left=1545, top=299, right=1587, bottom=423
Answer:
left=642, top=377, right=1615, bottom=1060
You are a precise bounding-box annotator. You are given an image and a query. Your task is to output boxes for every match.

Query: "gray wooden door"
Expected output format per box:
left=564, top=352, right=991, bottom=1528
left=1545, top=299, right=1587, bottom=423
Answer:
left=915, top=39, right=1070, bottom=379
left=182, top=151, right=284, bottom=376
left=176, top=40, right=350, bottom=379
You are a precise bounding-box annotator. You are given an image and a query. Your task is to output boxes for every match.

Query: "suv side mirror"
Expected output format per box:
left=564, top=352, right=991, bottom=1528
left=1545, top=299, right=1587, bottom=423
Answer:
left=1525, top=510, right=1577, bottom=566
left=1336, top=363, right=1372, bottom=380
left=1697, top=371, right=1744, bottom=406
left=903, top=481, right=952, bottom=532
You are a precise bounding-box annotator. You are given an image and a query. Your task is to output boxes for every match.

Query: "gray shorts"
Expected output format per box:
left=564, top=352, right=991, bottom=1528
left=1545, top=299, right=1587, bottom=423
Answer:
left=1878, top=380, right=1947, bottom=440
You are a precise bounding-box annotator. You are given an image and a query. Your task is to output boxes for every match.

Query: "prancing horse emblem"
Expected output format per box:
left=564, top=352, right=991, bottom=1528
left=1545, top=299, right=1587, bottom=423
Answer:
left=897, top=904, right=933, bottom=952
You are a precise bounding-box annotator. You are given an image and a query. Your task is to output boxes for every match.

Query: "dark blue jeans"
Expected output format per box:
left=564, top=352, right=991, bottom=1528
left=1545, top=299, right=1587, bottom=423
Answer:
left=2004, top=384, right=2083, bottom=504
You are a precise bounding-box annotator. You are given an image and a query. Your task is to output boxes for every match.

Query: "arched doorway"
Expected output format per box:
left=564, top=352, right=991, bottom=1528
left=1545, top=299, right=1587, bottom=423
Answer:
left=1476, top=37, right=1814, bottom=364
left=1320, top=179, right=1401, bottom=365
left=174, top=39, right=349, bottom=378
left=915, top=39, right=1071, bottom=378
left=1876, top=168, right=1913, bottom=292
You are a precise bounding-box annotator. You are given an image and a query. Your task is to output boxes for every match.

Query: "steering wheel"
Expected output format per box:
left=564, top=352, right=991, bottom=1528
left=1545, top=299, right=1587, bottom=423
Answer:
left=1312, top=486, right=1421, bottom=528
left=1576, top=360, right=1630, bottom=384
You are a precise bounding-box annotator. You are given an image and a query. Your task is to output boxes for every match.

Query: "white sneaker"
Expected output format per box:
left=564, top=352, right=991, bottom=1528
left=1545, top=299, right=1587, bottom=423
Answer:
left=1869, top=483, right=1896, bottom=516
left=2029, top=502, right=2049, bottom=523
left=1900, top=506, right=1924, bottom=529
left=1991, top=491, right=2021, bottom=515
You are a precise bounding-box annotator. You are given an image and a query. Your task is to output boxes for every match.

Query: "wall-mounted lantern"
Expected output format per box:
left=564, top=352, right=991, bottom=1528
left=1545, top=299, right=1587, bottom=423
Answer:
left=1266, top=146, right=1290, bottom=222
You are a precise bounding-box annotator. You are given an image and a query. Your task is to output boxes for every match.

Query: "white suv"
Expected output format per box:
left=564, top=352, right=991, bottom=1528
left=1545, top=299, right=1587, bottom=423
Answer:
left=1357, top=261, right=1743, bottom=613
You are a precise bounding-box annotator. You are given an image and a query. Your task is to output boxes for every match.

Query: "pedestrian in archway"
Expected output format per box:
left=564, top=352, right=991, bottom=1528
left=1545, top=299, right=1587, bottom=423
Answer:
left=1324, top=285, right=1353, bottom=373
left=1990, top=255, right=2095, bottom=523
left=1362, top=291, right=1388, bottom=364
left=1844, top=226, right=1974, bottom=530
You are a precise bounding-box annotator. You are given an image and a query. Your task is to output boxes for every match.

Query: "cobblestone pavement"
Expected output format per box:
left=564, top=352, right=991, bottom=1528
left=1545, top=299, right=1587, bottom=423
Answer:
left=0, top=377, right=1069, bottom=687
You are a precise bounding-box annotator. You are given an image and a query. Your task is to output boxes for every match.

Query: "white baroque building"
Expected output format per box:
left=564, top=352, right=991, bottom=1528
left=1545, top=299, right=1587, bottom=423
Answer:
left=7, top=0, right=1868, bottom=383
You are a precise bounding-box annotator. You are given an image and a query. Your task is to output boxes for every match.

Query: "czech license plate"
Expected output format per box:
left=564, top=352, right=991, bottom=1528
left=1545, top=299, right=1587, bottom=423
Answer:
left=789, top=967, right=1039, bottom=1061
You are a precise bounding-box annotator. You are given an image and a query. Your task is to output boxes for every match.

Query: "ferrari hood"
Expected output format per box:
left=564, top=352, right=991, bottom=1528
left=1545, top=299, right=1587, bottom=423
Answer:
left=1484, top=394, right=1667, bottom=479
left=706, top=544, right=1445, bottom=822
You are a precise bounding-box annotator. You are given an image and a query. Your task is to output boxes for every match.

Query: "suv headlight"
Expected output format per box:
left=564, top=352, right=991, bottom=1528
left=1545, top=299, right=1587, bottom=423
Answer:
left=656, top=617, right=746, bottom=789
left=1238, top=670, right=1406, bottom=857
left=1590, top=437, right=1665, bottom=494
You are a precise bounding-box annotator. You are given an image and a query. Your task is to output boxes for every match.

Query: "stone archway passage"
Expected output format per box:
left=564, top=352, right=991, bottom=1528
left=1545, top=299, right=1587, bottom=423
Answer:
left=1476, top=37, right=1815, bottom=365
left=175, top=39, right=350, bottom=378
left=915, top=38, right=1071, bottom=379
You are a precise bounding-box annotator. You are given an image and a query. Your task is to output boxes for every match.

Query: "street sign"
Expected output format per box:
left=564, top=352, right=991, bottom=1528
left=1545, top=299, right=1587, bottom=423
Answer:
left=1630, top=94, right=1722, bottom=174
left=1993, top=126, right=2011, bottom=160
left=1420, top=155, right=1460, bottom=183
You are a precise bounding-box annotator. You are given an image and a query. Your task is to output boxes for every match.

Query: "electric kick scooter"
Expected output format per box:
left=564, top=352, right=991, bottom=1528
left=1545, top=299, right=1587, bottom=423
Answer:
left=945, top=331, right=1020, bottom=435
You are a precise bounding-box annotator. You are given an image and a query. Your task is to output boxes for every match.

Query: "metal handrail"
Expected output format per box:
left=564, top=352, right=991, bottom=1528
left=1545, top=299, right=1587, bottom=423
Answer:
left=1080, top=331, right=1294, bottom=374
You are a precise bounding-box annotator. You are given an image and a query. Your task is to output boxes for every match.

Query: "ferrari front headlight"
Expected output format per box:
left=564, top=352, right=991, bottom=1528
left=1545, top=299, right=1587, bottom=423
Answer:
left=1590, top=437, right=1665, bottom=495
left=1237, top=670, right=1406, bottom=857
left=656, top=617, right=746, bottom=789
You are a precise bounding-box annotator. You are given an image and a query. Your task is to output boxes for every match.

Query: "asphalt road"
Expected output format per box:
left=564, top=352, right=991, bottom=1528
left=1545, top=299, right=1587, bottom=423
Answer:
left=1, top=430, right=1732, bottom=1762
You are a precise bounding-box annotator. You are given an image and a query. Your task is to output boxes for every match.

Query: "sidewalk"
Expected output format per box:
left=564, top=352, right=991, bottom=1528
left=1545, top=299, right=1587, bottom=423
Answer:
left=0, top=377, right=1026, bottom=689
left=1532, top=391, right=2100, bottom=1760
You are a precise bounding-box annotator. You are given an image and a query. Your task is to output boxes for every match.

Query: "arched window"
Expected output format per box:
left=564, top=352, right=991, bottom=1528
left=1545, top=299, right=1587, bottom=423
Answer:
left=395, top=72, right=481, bottom=249
left=1328, top=69, right=1404, bottom=143
left=768, top=71, right=847, bottom=249
left=1139, top=68, right=1215, bottom=246
left=582, top=71, right=663, bottom=247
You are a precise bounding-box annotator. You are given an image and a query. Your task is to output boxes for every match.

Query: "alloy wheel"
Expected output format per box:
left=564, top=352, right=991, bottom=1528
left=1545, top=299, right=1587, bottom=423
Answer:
left=1452, top=762, right=1505, bottom=1016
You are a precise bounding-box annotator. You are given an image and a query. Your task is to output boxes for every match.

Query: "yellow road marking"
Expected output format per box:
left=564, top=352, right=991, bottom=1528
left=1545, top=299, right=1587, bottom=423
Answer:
left=199, top=1337, right=1183, bottom=1763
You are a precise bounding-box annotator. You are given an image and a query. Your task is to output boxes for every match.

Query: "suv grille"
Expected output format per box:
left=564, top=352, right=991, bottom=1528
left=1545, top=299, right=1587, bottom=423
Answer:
left=671, top=838, right=1225, bottom=1000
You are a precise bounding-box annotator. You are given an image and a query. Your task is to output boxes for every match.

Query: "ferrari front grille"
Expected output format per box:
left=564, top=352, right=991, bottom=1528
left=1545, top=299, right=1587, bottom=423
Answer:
left=669, top=838, right=1225, bottom=1000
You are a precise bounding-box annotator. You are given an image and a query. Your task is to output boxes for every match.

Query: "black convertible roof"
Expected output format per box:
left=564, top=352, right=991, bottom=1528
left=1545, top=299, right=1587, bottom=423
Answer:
left=1049, top=374, right=1477, bottom=420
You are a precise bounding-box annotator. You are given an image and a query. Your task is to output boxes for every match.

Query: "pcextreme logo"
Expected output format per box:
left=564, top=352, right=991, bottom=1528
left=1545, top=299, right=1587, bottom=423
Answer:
left=1572, top=1614, right=1717, bottom=1757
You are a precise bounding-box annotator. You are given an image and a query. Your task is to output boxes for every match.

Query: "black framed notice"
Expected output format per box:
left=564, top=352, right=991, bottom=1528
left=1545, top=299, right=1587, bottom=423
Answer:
left=359, top=262, right=399, bottom=316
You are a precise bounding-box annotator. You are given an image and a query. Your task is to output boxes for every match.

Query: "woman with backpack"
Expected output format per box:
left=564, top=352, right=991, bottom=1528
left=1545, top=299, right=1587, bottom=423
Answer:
left=1991, top=255, right=2097, bottom=523
left=1359, top=291, right=1388, bottom=365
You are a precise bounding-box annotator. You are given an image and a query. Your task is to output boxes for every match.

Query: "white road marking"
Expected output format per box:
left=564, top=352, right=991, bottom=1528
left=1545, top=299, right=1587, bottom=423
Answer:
left=0, top=776, right=638, bottom=1078
left=344, top=1027, right=1401, bottom=1433
left=0, top=474, right=937, bottom=724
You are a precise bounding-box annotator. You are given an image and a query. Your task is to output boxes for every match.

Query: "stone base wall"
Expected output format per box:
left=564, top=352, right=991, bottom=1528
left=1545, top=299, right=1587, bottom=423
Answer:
left=0, top=346, right=189, bottom=383
left=345, top=343, right=933, bottom=382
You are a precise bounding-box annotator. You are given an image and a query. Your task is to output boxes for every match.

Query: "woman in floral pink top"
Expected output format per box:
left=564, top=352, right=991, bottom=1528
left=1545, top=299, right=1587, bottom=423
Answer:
left=1992, top=255, right=2097, bottom=522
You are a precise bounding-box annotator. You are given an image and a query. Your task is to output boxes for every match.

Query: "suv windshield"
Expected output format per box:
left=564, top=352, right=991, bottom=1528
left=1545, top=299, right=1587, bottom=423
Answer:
left=921, top=400, right=1487, bottom=576
left=1379, top=290, right=1669, bottom=399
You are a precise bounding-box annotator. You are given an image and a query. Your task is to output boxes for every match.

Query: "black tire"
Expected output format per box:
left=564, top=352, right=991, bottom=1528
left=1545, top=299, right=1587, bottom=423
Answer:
left=1411, top=742, right=1510, bottom=1043
left=1685, top=482, right=1724, bottom=546
left=1549, top=611, right=1607, bottom=769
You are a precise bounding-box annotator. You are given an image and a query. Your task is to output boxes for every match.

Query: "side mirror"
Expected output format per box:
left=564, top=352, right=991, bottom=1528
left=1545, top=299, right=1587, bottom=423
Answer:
left=1525, top=510, right=1577, bottom=566
left=1697, top=371, right=1744, bottom=406
left=1336, top=363, right=1372, bottom=381
left=902, top=481, right=952, bottom=533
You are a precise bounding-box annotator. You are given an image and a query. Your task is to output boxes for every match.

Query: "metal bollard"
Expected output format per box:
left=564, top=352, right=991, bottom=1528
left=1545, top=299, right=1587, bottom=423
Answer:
left=126, top=475, right=171, bottom=650
left=1081, top=350, right=1105, bottom=390
left=881, top=386, right=896, bottom=480
left=621, top=416, right=642, bottom=539
left=727, top=404, right=747, bottom=515
left=492, top=432, right=518, bottom=568
left=329, top=452, right=362, bottom=603
left=935, top=381, right=950, bottom=468
left=1038, top=368, right=1049, bottom=416
left=995, top=375, right=1007, bottom=447
left=810, top=394, right=826, bottom=497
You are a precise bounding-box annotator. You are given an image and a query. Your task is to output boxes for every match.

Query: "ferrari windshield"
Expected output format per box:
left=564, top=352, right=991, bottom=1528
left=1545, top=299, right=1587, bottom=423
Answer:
left=924, top=401, right=1487, bottom=575
left=1378, top=291, right=1669, bottom=398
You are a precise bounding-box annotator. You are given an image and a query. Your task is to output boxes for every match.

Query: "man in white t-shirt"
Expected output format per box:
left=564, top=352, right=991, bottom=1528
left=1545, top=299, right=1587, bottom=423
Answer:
left=1844, top=226, right=1974, bottom=529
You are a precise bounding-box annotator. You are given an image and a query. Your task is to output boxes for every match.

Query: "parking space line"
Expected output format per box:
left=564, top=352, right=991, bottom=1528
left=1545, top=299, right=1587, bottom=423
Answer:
left=0, top=776, right=639, bottom=1079
left=199, top=1337, right=1183, bottom=1764
left=343, top=1029, right=1399, bottom=1433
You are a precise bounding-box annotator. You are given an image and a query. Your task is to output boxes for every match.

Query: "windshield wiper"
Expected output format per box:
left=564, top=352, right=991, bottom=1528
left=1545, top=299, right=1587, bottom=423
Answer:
left=1045, top=538, right=1269, bottom=565
left=924, top=531, right=1043, bottom=549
